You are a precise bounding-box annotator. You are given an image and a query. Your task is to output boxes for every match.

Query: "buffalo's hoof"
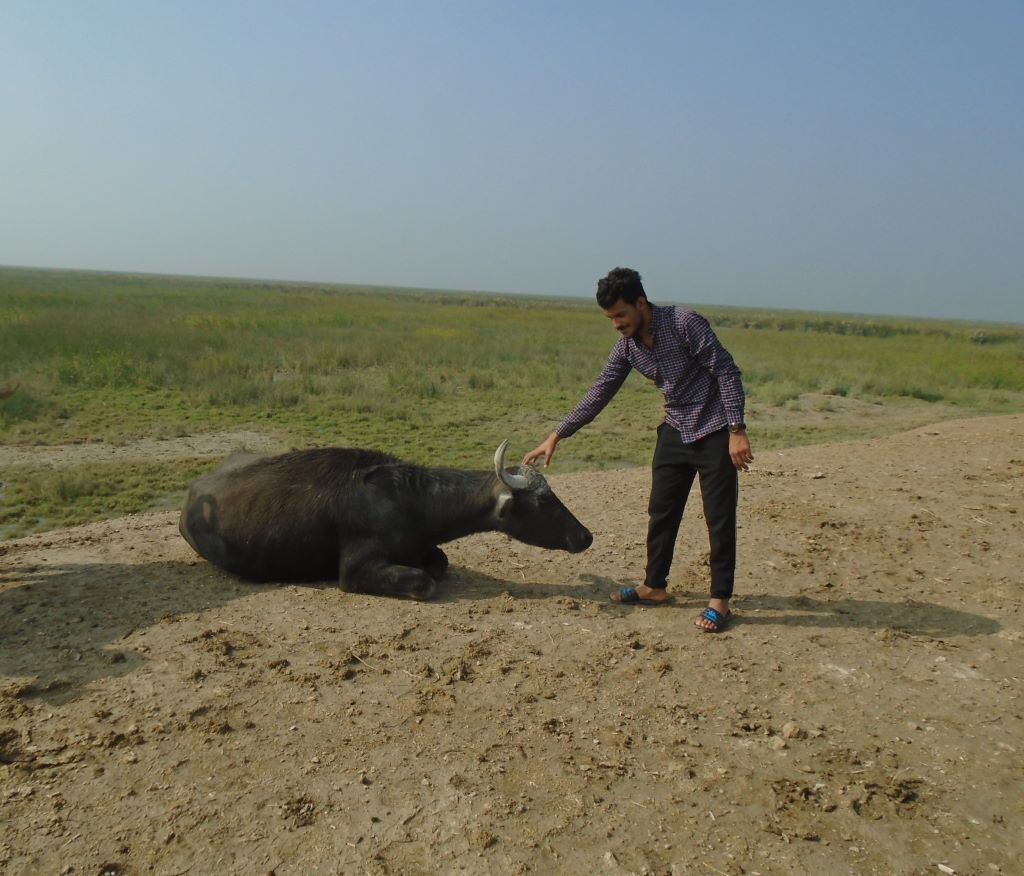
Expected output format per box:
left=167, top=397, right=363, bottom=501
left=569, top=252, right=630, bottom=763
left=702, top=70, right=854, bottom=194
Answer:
left=408, top=579, right=437, bottom=601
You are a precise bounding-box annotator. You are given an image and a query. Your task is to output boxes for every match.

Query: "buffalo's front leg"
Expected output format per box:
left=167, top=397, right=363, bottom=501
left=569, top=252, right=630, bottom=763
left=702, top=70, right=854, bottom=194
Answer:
left=338, top=545, right=436, bottom=600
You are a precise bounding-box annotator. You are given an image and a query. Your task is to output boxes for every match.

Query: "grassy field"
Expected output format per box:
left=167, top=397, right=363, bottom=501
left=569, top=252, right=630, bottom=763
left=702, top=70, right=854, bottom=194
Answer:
left=2, top=265, right=1022, bottom=537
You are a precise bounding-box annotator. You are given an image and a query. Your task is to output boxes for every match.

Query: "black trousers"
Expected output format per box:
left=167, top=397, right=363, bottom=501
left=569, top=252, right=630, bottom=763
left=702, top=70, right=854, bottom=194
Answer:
left=644, top=424, right=738, bottom=599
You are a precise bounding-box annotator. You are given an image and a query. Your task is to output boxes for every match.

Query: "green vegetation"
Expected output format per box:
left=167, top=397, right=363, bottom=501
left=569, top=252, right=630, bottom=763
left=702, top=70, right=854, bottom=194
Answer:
left=2, top=458, right=208, bottom=536
left=2, top=266, right=1022, bottom=537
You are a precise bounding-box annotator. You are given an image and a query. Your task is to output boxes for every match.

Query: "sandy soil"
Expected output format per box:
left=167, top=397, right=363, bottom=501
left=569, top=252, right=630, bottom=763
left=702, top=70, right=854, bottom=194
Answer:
left=1, top=414, right=1021, bottom=875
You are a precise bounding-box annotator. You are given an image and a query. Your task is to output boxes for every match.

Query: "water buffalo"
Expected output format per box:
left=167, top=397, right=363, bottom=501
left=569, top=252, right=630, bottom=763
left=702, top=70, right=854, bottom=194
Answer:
left=179, top=440, right=592, bottom=598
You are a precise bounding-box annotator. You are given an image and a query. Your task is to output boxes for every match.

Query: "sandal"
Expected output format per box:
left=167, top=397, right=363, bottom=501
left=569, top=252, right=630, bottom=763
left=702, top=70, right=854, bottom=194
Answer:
left=694, top=607, right=732, bottom=632
left=610, top=586, right=671, bottom=606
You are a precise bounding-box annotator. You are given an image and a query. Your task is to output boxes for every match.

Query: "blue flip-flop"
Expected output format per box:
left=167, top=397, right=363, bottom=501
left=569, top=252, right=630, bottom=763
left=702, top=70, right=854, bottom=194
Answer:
left=694, top=607, right=732, bottom=632
left=610, top=586, right=672, bottom=606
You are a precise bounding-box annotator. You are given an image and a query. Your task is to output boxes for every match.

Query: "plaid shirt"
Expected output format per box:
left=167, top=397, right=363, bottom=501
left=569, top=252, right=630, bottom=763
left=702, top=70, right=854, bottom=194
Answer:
left=556, top=304, right=746, bottom=443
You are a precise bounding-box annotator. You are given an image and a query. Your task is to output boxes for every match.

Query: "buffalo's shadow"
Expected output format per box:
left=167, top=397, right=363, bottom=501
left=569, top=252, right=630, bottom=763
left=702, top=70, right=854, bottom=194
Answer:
left=0, top=558, right=275, bottom=704
left=435, top=566, right=610, bottom=603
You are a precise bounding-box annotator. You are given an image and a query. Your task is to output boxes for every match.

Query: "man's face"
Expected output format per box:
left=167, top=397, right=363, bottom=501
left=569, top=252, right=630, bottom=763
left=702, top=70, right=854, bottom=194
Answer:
left=602, top=297, right=647, bottom=339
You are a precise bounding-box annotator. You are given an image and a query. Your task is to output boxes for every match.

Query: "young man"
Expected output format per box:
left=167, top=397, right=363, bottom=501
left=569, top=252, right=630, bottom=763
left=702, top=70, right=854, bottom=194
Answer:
left=523, top=268, right=753, bottom=632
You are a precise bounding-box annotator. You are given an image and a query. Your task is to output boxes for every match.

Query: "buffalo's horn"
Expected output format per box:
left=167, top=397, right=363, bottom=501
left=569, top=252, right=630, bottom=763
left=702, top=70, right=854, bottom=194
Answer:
left=494, top=440, right=531, bottom=490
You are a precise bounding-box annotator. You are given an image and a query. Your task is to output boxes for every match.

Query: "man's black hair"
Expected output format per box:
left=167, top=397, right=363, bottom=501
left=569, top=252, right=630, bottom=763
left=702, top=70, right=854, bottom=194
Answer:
left=596, top=267, right=647, bottom=309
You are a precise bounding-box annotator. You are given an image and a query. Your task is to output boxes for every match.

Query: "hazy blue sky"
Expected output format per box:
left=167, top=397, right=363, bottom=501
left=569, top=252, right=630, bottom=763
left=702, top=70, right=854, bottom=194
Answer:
left=2, top=1, right=1021, bottom=322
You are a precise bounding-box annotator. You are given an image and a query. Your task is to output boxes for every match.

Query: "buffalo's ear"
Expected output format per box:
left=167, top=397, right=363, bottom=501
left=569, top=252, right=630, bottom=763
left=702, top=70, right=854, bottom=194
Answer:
left=496, top=489, right=514, bottom=520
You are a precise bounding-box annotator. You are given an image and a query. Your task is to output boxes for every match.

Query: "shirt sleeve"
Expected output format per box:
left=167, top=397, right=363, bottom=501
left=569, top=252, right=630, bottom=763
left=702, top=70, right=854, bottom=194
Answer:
left=678, top=310, right=746, bottom=425
left=555, top=341, right=632, bottom=439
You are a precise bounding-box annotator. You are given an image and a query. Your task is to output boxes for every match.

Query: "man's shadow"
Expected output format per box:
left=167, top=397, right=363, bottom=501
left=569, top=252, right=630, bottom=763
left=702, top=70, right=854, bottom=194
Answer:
left=727, top=591, right=1000, bottom=637
left=437, top=571, right=999, bottom=639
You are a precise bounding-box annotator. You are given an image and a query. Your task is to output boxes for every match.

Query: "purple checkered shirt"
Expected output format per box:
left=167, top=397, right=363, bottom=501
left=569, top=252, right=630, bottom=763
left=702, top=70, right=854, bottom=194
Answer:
left=556, top=304, right=746, bottom=443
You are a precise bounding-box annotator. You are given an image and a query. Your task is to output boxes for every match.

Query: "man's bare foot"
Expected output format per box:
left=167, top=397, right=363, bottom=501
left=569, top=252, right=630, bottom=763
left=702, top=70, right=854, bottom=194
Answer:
left=610, top=583, right=672, bottom=604
left=694, top=598, right=731, bottom=631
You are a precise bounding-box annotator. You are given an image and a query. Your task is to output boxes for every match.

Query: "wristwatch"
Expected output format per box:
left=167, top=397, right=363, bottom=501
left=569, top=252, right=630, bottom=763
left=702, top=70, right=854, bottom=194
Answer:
left=728, top=422, right=746, bottom=433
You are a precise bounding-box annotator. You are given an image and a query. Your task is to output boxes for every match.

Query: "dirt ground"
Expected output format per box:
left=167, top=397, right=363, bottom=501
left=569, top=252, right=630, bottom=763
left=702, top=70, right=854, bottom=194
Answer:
left=1, top=414, right=1021, bottom=876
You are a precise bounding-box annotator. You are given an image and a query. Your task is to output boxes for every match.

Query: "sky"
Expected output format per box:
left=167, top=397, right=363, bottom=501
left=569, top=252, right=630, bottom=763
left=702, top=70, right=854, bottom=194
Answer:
left=1, top=1, right=1022, bottom=323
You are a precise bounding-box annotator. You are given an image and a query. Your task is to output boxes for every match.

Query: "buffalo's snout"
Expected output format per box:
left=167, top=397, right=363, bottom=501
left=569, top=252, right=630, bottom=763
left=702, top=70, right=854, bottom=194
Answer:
left=568, top=527, right=593, bottom=553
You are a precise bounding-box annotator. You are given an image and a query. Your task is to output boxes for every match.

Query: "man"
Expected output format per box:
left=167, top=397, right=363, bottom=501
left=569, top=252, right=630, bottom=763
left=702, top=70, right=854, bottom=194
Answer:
left=523, top=268, right=753, bottom=632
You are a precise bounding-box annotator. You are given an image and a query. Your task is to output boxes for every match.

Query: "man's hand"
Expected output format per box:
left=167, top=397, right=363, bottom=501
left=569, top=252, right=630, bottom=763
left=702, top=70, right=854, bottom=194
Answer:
left=729, top=430, right=754, bottom=471
left=523, top=432, right=560, bottom=468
